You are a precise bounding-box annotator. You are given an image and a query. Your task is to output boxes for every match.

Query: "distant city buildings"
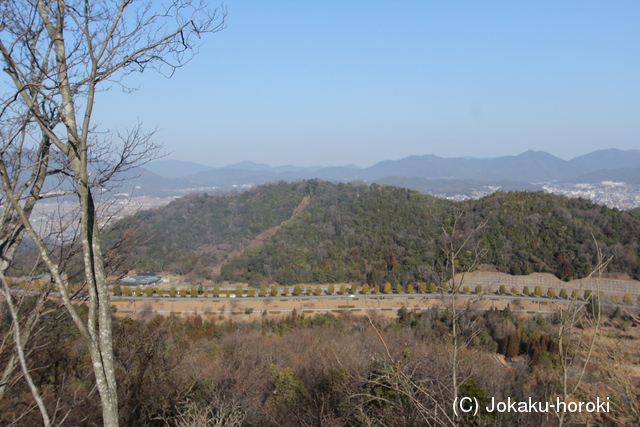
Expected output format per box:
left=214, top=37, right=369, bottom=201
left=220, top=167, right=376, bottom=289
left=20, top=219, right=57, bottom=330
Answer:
left=542, top=182, right=640, bottom=210
left=438, top=181, right=640, bottom=210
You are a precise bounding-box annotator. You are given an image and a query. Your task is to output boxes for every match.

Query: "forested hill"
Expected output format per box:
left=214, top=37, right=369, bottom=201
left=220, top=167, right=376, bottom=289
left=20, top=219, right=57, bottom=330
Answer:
left=109, top=180, right=640, bottom=284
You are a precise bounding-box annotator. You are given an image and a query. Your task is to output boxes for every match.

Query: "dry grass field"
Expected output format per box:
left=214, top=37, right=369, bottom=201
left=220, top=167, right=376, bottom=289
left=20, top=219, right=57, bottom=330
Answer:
left=111, top=294, right=551, bottom=321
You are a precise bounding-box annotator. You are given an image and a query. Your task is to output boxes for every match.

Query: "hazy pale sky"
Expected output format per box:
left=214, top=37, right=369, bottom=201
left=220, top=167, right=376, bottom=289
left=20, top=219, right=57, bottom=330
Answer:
left=94, top=1, right=640, bottom=168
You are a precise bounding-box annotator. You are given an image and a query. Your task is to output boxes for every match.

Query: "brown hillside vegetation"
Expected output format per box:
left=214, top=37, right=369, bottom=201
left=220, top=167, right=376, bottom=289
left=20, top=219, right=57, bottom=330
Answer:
left=2, top=298, right=639, bottom=426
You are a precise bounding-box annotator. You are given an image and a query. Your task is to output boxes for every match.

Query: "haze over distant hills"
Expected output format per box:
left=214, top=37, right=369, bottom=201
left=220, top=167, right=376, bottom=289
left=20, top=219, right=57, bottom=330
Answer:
left=127, top=148, right=640, bottom=198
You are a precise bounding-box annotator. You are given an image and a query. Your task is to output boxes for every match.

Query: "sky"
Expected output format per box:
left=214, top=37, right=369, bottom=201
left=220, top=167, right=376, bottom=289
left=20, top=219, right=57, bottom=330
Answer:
left=94, top=1, right=640, bottom=168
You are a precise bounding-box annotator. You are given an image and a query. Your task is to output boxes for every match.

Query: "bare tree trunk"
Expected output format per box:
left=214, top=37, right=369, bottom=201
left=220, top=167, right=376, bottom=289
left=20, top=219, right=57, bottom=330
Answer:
left=0, top=274, right=51, bottom=426
left=438, top=211, right=487, bottom=424
left=556, top=237, right=610, bottom=427
left=0, top=120, right=56, bottom=420
left=1, top=2, right=225, bottom=425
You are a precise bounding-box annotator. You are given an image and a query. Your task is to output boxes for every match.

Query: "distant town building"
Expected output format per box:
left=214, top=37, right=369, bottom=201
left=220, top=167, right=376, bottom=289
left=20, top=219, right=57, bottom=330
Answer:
left=118, top=273, right=162, bottom=287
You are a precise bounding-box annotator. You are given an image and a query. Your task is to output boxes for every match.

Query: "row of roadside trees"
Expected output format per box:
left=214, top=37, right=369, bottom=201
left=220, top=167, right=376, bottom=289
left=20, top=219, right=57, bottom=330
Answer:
left=111, top=282, right=636, bottom=304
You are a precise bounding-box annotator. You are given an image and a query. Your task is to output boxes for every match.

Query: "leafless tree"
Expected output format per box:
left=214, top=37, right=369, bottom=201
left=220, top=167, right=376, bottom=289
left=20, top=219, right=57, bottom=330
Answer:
left=436, top=210, right=488, bottom=422
left=553, top=237, right=611, bottom=427
left=0, top=1, right=225, bottom=425
left=0, top=99, right=63, bottom=425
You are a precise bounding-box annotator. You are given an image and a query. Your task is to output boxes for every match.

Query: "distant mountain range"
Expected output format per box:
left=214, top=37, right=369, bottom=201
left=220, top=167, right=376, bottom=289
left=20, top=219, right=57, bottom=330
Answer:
left=121, top=148, right=640, bottom=197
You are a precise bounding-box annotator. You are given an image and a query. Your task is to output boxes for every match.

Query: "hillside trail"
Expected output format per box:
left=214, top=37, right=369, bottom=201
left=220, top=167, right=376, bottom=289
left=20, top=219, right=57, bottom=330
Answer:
left=209, top=195, right=311, bottom=276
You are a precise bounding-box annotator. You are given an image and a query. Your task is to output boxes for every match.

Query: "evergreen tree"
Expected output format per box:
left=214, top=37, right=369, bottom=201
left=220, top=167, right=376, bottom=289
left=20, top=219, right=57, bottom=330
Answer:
left=504, top=332, right=519, bottom=358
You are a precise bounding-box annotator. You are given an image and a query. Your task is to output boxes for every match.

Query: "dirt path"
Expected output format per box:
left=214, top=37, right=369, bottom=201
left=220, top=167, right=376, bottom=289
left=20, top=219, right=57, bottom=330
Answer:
left=209, top=195, right=311, bottom=276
